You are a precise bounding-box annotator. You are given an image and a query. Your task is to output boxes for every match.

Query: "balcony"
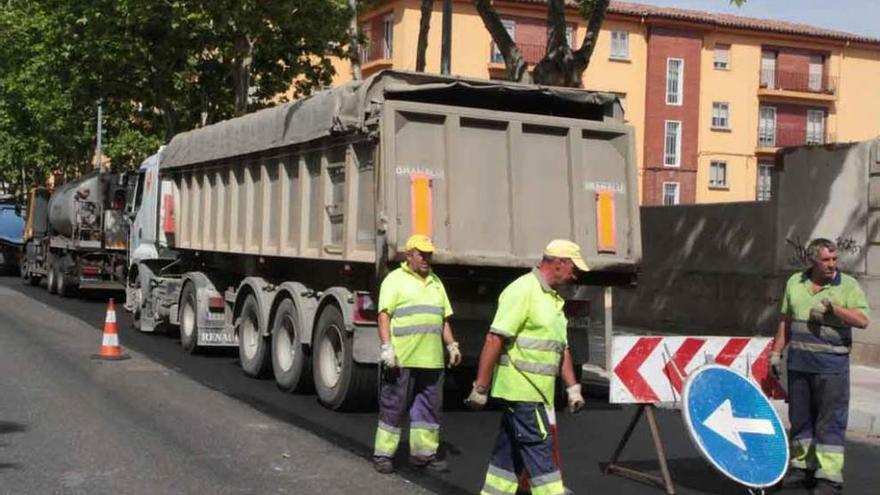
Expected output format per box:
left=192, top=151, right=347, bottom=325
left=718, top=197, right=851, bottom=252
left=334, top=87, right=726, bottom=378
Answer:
left=757, top=124, right=834, bottom=150
left=359, top=41, right=393, bottom=77
left=758, top=68, right=837, bottom=102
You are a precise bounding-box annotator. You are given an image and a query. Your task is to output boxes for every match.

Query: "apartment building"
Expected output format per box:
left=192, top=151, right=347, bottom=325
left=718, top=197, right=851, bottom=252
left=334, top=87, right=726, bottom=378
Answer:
left=332, top=0, right=880, bottom=205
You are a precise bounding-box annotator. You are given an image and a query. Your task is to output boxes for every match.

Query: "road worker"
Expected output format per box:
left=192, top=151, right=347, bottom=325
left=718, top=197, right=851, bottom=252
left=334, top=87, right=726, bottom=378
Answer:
left=372, top=234, right=461, bottom=474
left=771, top=238, right=869, bottom=495
left=466, top=239, right=587, bottom=495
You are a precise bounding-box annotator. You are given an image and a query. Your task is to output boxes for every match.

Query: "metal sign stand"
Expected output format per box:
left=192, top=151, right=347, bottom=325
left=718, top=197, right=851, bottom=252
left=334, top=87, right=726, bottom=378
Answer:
left=604, top=404, right=675, bottom=495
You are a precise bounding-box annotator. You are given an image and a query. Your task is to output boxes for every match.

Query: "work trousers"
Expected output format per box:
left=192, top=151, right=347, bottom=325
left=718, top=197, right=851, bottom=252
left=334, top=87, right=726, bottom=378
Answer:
left=788, top=369, right=849, bottom=484
left=480, top=401, right=565, bottom=495
left=373, top=367, right=444, bottom=462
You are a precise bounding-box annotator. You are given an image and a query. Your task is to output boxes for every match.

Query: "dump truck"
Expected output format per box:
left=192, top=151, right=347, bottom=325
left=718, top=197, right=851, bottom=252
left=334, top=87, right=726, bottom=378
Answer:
left=125, top=70, right=641, bottom=409
left=21, top=173, right=130, bottom=294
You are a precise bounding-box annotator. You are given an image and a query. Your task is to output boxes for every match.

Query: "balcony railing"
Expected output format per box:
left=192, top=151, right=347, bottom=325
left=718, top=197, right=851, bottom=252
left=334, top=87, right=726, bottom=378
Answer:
left=758, top=124, right=834, bottom=147
left=759, top=68, right=837, bottom=94
left=490, top=42, right=546, bottom=65
left=359, top=41, right=391, bottom=64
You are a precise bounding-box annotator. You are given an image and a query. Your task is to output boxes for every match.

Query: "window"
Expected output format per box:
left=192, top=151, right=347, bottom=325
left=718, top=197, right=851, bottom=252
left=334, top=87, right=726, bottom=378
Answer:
left=491, top=19, right=516, bottom=64
left=662, top=182, right=680, bottom=205
left=611, top=31, right=629, bottom=60
left=808, top=55, right=824, bottom=92
left=757, top=163, right=773, bottom=201
left=382, top=15, right=394, bottom=59
left=760, top=50, right=776, bottom=88
left=759, top=106, right=777, bottom=147
left=712, top=102, right=730, bottom=129
left=359, top=24, right=371, bottom=62
left=666, top=58, right=684, bottom=105
left=807, top=109, right=825, bottom=144
left=664, top=120, right=682, bottom=167
left=709, top=161, right=728, bottom=188
left=714, top=44, right=730, bottom=69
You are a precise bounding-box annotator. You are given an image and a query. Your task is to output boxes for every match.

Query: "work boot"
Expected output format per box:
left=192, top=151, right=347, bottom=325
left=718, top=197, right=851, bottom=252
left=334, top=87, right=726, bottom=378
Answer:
left=811, top=479, right=843, bottom=495
left=411, top=456, right=449, bottom=473
left=779, top=468, right=815, bottom=489
left=373, top=457, right=394, bottom=474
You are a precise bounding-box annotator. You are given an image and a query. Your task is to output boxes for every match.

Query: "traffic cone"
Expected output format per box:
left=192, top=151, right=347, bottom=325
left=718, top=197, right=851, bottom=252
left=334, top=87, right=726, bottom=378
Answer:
left=91, top=298, right=130, bottom=361
left=518, top=405, right=566, bottom=493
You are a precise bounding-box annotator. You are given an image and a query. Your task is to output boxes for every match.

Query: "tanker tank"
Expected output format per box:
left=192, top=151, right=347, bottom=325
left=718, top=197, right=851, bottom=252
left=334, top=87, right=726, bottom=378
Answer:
left=48, top=174, right=106, bottom=239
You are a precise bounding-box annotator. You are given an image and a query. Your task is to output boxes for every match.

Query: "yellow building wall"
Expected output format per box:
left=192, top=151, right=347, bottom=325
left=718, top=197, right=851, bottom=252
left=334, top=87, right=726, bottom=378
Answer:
left=836, top=46, right=880, bottom=142
left=696, top=33, right=763, bottom=203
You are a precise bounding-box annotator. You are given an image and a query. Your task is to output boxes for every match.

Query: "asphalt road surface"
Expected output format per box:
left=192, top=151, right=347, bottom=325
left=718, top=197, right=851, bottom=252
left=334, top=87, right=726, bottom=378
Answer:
left=2, top=275, right=879, bottom=495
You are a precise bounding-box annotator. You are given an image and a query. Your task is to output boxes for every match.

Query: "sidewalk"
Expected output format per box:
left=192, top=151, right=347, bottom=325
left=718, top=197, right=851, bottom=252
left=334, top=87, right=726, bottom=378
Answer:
left=582, top=324, right=880, bottom=435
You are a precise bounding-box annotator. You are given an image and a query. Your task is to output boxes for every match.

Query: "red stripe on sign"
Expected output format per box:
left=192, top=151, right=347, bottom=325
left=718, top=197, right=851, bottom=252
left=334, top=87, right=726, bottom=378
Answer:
left=715, top=337, right=750, bottom=366
left=614, top=337, right=662, bottom=403
left=752, top=340, right=787, bottom=400
left=662, top=338, right=706, bottom=393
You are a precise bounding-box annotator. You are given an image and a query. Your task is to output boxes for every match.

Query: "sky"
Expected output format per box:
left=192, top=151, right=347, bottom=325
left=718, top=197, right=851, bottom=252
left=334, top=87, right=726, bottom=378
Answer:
left=634, top=0, right=879, bottom=39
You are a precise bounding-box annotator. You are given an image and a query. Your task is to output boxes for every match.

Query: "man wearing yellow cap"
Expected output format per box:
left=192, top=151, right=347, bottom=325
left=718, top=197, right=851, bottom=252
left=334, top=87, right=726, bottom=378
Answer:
left=372, top=234, right=461, bottom=474
left=467, top=239, right=587, bottom=495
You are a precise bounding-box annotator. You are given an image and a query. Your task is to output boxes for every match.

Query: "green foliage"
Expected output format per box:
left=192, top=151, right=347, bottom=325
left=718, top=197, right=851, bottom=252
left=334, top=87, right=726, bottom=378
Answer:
left=0, top=0, right=352, bottom=191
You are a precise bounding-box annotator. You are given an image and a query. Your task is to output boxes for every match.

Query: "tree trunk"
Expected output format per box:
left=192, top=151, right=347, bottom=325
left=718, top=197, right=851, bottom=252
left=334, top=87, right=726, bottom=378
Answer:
left=569, top=0, right=610, bottom=86
left=472, top=0, right=530, bottom=83
left=532, top=0, right=572, bottom=86
left=415, top=0, right=433, bottom=72
left=348, top=0, right=363, bottom=80
left=233, top=34, right=255, bottom=116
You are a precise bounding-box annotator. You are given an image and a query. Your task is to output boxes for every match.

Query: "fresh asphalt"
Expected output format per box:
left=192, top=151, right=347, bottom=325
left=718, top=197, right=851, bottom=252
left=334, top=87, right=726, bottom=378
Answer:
left=1, top=275, right=879, bottom=495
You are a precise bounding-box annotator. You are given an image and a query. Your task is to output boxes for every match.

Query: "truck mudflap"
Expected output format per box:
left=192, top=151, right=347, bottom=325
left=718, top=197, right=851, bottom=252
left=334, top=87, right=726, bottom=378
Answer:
left=195, top=284, right=234, bottom=347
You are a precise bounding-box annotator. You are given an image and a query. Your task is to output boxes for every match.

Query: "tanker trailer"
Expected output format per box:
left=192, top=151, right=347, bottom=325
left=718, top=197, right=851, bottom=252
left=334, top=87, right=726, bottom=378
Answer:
left=24, top=172, right=130, bottom=296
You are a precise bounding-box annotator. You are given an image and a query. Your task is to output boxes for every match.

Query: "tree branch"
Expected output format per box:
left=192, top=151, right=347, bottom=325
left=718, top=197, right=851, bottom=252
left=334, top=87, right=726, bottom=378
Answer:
left=415, top=0, right=433, bottom=72
left=572, top=0, right=609, bottom=74
left=472, top=0, right=530, bottom=83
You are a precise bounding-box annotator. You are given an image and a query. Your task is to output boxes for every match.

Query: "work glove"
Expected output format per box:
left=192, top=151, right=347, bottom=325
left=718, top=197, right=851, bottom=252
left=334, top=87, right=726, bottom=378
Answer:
left=446, top=341, right=462, bottom=367
left=566, top=384, right=585, bottom=414
left=465, top=382, right=488, bottom=410
left=809, top=298, right=832, bottom=322
left=380, top=343, right=398, bottom=368
left=769, top=351, right=784, bottom=380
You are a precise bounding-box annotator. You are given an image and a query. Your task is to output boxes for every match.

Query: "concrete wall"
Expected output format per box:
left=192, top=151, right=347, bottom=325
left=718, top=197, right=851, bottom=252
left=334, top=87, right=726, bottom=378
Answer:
left=617, top=139, right=880, bottom=365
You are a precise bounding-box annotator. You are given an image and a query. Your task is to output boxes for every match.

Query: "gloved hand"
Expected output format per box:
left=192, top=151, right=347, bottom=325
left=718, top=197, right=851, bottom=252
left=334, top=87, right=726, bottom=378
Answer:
left=380, top=343, right=398, bottom=368
left=566, top=384, right=585, bottom=414
left=446, top=341, right=462, bottom=367
left=465, top=382, right=488, bottom=410
left=769, top=351, right=783, bottom=380
left=809, top=298, right=832, bottom=322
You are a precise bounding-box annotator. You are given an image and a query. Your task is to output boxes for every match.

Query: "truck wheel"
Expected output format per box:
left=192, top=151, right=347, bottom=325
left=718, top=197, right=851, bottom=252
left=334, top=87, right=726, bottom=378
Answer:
left=312, top=305, right=376, bottom=410
left=271, top=299, right=312, bottom=392
left=57, top=269, right=76, bottom=298
left=47, top=262, right=58, bottom=294
left=238, top=294, right=270, bottom=377
left=179, top=283, right=200, bottom=354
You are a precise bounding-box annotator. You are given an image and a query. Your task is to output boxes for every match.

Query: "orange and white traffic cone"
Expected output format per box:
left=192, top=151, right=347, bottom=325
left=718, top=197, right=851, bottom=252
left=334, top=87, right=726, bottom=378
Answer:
left=91, top=298, right=130, bottom=361
left=518, top=405, right=566, bottom=493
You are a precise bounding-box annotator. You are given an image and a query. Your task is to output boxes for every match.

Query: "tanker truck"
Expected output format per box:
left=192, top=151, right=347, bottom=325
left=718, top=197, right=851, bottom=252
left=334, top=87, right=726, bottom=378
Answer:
left=21, top=172, right=130, bottom=295
left=125, top=70, right=641, bottom=410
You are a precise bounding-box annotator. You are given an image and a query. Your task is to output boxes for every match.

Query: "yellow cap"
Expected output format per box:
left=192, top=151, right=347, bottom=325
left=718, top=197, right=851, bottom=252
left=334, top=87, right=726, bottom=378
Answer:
left=405, top=234, right=435, bottom=253
left=543, top=239, right=589, bottom=271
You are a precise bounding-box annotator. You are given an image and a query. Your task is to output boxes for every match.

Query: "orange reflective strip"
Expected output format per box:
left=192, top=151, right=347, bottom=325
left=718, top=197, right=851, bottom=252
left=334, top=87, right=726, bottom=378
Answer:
left=410, top=174, right=433, bottom=236
left=163, top=193, right=176, bottom=234
left=596, top=191, right=616, bottom=253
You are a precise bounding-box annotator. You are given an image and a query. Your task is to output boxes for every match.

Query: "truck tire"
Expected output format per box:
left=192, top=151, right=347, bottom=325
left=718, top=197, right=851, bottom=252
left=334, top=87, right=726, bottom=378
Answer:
left=179, top=283, right=201, bottom=354
left=47, top=261, right=58, bottom=294
left=57, top=269, right=76, bottom=298
left=238, top=294, right=270, bottom=377
left=271, top=299, right=312, bottom=392
left=312, top=305, right=376, bottom=410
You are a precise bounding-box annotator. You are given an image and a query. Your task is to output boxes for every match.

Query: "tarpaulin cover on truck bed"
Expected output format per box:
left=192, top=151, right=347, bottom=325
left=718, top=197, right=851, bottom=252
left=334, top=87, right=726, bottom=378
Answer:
left=160, top=70, right=619, bottom=170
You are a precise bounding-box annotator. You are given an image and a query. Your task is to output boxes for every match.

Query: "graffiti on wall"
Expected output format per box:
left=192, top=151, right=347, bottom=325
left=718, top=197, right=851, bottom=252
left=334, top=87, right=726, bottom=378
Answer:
left=785, top=234, right=863, bottom=267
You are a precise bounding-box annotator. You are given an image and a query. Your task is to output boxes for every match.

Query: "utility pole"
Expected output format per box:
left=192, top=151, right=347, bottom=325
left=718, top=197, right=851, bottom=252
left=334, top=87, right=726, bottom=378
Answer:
left=95, top=101, right=104, bottom=173
left=440, top=0, right=452, bottom=75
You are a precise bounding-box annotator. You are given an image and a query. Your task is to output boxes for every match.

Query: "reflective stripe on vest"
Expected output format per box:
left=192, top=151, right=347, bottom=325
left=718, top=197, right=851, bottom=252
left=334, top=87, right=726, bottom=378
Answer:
left=790, top=320, right=851, bottom=355
left=516, top=336, right=565, bottom=353
left=393, top=305, right=445, bottom=318
left=499, top=354, right=559, bottom=376
left=393, top=324, right=442, bottom=337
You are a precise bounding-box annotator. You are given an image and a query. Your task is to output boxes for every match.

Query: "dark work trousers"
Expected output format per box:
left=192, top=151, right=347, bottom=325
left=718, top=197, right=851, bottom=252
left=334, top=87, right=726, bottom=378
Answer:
left=373, top=367, right=444, bottom=462
left=788, top=369, right=849, bottom=484
left=480, top=401, right=565, bottom=495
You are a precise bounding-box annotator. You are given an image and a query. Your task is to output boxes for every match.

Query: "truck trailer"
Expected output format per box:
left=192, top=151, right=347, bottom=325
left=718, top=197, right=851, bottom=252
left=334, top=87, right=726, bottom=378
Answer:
left=126, top=70, right=641, bottom=409
left=21, top=173, right=130, bottom=295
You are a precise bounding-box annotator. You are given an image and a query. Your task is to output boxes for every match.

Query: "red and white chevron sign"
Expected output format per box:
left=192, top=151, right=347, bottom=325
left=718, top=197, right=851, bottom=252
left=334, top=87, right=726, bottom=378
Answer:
left=610, top=336, right=786, bottom=404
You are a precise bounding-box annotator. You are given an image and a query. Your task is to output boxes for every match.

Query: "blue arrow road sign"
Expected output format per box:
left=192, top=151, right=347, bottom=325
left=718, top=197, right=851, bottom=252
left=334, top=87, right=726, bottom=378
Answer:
left=682, top=364, right=789, bottom=488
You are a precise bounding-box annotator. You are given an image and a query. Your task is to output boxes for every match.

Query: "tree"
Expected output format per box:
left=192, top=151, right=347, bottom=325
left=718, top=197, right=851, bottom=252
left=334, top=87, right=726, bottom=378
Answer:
left=414, top=0, right=745, bottom=86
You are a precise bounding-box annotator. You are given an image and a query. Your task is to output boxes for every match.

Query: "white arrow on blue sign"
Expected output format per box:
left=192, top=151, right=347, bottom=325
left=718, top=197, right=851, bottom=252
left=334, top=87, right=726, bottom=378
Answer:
left=682, top=365, right=789, bottom=488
